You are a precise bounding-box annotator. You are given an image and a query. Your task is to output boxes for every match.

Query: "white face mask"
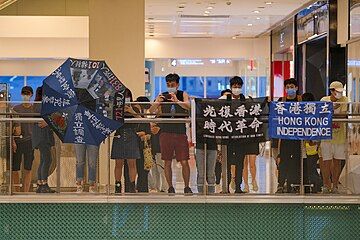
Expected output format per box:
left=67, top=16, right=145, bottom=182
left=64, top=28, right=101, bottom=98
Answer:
left=167, top=87, right=177, bottom=94
left=125, top=97, right=131, bottom=103
left=334, top=91, right=343, bottom=100
left=22, top=95, right=31, bottom=102
left=231, top=88, right=242, bottom=96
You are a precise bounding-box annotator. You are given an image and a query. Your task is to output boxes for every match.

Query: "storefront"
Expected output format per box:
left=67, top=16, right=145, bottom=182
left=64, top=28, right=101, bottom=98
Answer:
left=271, top=19, right=294, bottom=99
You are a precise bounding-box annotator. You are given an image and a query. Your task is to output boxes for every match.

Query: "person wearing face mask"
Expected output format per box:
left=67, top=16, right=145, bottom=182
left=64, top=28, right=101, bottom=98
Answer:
left=12, top=86, right=35, bottom=192
left=276, top=78, right=303, bottom=194
left=320, top=81, right=348, bottom=194
left=218, top=76, right=246, bottom=193
left=149, top=73, right=192, bottom=194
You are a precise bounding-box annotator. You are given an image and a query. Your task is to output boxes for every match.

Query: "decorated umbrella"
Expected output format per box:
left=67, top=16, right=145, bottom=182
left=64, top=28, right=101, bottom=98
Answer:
left=41, top=58, right=126, bottom=146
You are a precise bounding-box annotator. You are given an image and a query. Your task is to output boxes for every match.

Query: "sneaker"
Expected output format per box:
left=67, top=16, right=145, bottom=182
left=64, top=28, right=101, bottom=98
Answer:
left=89, top=185, right=97, bottom=194
left=243, top=184, right=249, bottom=193
left=168, top=186, right=175, bottom=194
left=215, top=184, right=221, bottom=193
left=252, top=180, right=259, bottom=192
left=234, top=189, right=244, bottom=194
left=275, top=186, right=284, bottom=194
left=115, top=181, right=121, bottom=194
left=36, top=185, right=43, bottom=194
left=322, top=187, right=331, bottom=194
left=184, top=187, right=193, bottom=194
left=331, top=187, right=339, bottom=194
left=76, top=184, right=83, bottom=193
left=42, top=184, right=56, bottom=193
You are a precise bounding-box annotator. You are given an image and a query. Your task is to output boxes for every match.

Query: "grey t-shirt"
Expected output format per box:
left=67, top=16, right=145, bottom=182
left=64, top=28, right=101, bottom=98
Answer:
left=13, top=104, right=34, bottom=143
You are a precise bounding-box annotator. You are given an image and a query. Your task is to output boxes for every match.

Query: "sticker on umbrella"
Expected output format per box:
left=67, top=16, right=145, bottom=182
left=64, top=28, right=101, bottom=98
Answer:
left=41, top=58, right=126, bottom=146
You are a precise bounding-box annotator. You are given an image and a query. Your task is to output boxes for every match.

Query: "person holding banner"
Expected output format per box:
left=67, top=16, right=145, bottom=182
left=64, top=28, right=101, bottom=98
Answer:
left=219, top=76, right=247, bottom=193
left=320, top=81, right=348, bottom=194
left=276, top=78, right=302, bottom=193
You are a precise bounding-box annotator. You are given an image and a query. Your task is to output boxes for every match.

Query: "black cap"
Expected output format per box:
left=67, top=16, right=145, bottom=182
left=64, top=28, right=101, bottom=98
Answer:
left=21, top=86, right=33, bottom=95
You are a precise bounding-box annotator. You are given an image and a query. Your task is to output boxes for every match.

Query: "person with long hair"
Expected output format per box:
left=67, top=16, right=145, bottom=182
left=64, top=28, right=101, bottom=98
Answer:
left=32, top=86, right=55, bottom=193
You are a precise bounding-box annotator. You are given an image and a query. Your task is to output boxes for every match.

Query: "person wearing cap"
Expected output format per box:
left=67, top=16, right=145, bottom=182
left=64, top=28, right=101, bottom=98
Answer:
left=320, top=81, right=348, bottom=194
left=12, top=86, right=35, bottom=192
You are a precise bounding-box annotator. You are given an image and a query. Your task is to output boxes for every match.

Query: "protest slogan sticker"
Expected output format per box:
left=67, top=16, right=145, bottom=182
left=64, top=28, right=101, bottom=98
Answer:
left=195, top=98, right=268, bottom=142
left=269, top=101, right=333, bottom=140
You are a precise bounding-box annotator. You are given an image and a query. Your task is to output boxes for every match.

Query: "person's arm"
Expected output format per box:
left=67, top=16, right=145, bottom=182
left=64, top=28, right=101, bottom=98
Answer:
left=125, top=104, right=142, bottom=118
left=170, top=91, right=190, bottom=111
left=149, top=95, right=164, bottom=114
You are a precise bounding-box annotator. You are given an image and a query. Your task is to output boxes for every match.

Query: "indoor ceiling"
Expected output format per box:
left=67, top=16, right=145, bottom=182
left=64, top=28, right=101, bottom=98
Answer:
left=146, top=0, right=311, bottom=39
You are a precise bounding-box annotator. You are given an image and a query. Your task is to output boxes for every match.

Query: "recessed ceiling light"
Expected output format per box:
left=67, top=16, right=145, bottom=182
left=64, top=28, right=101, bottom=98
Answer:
left=207, top=6, right=214, bottom=10
left=265, top=1, right=273, bottom=5
left=205, top=10, right=210, bottom=14
left=256, top=17, right=261, bottom=20
left=209, top=2, right=216, bottom=5
left=232, top=36, right=237, bottom=39
left=253, top=10, right=260, bottom=13
left=248, top=23, right=253, bottom=26
left=203, top=13, right=209, bottom=16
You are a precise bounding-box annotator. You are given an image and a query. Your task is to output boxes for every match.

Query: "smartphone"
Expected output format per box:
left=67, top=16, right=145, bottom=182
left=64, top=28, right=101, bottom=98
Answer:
left=163, top=93, right=172, bottom=100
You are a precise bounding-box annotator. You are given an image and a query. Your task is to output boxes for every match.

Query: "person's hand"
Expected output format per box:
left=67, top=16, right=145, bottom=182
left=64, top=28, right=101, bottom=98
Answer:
left=124, top=105, right=136, bottom=114
left=169, top=93, right=179, bottom=102
left=12, top=141, right=17, bottom=153
left=38, top=121, right=48, bottom=128
left=155, top=95, right=165, bottom=103
left=151, top=125, right=160, bottom=135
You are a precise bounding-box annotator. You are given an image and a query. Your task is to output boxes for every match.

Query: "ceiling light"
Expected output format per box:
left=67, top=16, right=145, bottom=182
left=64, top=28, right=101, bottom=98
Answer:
left=265, top=1, right=273, bottom=5
left=256, top=17, right=261, bottom=20
left=203, top=13, right=209, bottom=16
left=205, top=10, right=210, bottom=14
left=248, top=23, right=253, bottom=26
left=232, top=36, right=237, bottom=39
left=253, top=10, right=260, bottom=13
left=209, top=2, right=216, bottom=5
left=207, top=6, right=214, bottom=10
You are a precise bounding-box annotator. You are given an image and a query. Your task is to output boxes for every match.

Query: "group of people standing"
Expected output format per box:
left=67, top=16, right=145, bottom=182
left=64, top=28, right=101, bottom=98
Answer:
left=274, top=78, right=348, bottom=194
left=9, top=74, right=348, bottom=195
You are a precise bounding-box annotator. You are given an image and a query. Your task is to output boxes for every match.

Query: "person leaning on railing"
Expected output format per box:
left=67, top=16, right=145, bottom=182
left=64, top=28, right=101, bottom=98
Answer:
left=319, top=81, right=349, bottom=194
left=149, top=73, right=193, bottom=194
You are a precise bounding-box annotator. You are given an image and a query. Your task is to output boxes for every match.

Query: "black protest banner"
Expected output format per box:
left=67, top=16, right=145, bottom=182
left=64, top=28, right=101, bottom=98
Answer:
left=195, top=98, right=268, bottom=142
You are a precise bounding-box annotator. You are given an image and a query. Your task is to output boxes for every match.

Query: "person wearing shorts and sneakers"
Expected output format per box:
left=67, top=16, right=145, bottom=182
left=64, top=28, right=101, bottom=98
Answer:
left=150, top=73, right=192, bottom=194
left=320, top=81, right=348, bottom=194
left=12, top=86, right=35, bottom=192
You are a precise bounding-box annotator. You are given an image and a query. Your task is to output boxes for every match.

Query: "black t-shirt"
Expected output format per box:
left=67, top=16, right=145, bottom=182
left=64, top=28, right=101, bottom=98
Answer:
left=159, top=90, right=188, bottom=134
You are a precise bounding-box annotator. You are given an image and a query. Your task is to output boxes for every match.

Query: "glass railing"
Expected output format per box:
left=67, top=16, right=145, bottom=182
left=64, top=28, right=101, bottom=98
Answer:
left=0, top=101, right=358, bottom=197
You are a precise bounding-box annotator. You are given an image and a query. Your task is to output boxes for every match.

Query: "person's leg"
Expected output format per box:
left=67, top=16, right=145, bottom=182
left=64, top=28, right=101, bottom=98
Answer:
left=242, top=156, right=249, bottom=191
left=180, top=160, right=190, bottom=188
left=215, top=161, right=222, bottom=185
left=136, top=145, right=149, bottom=193
left=75, top=144, right=86, bottom=185
left=195, top=148, right=205, bottom=194
left=87, top=145, right=99, bottom=191
left=164, top=160, right=173, bottom=189
left=248, top=154, right=258, bottom=191
left=234, top=150, right=245, bottom=193
left=114, top=159, right=124, bottom=182
left=156, top=154, right=168, bottom=191
left=206, top=150, right=217, bottom=194
left=22, top=143, right=34, bottom=192
left=148, top=155, right=159, bottom=191
left=127, top=159, right=137, bottom=193
left=319, top=142, right=333, bottom=192
left=124, top=160, right=131, bottom=192
left=331, top=159, right=342, bottom=189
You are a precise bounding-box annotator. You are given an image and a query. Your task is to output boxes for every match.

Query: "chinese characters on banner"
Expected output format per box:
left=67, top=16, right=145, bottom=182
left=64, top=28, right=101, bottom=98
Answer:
left=269, top=102, right=333, bottom=140
left=195, top=98, right=267, bottom=142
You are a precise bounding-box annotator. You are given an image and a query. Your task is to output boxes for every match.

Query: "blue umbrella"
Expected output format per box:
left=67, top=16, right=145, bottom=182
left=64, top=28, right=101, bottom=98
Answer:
left=41, top=58, right=126, bottom=146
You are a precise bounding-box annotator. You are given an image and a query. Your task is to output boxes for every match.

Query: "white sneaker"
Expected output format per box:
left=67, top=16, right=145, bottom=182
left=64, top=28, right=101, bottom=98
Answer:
left=89, top=185, right=97, bottom=194
left=76, top=184, right=83, bottom=193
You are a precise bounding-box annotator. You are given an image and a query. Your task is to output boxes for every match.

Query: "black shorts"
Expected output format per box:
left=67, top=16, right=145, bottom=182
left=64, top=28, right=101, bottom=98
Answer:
left=13, top=140, right=34, bottom=171
left=243, top=142, right=259, bottom=155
